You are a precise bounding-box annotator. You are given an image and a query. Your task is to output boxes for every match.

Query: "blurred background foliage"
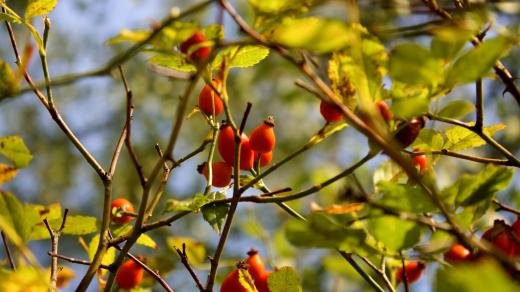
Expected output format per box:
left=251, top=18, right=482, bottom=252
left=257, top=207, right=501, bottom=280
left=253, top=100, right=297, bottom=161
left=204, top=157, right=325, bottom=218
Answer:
left=0, top=0, right=519, bottom=291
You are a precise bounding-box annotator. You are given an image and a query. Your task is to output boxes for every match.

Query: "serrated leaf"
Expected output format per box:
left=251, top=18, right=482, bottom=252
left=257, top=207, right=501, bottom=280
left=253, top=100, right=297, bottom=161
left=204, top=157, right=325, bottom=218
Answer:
left=0, top=136, right=32, bottom=168
left=455, top=164, right=514, bottom=207
left=267, top=267, right=302, bottom=292
left=0, top=163, right=17, bottom=184
left=0, top=191, right=29, bottom=242
left=167, top=236, right=206, bottom=265
left=436, top=100, right=475, bottom=119
left=435, top=259, right=520, bottom=292
left=164, top=193, right=213, bottom=213
left=148, top=53, right=196, bottom=72
left=389, top=43, right=443, bottom=86
left=410, top=128, right=444, bottom=151
left=212, top=45, right=269, bottom=68
left=446, top=36, right=511, bottom=86
left=377, top=181, right=437, bottom=213
left=271, top=18, right=355, bottom=53
left=444, top=124, right=505, bottom=151
left=368, top=215, right=422, bottom=252
left=25, top=0, right=58, bottom=19
left=0, top=12, right=22, bottom=23
left=201, top=201, right=229, bottom=234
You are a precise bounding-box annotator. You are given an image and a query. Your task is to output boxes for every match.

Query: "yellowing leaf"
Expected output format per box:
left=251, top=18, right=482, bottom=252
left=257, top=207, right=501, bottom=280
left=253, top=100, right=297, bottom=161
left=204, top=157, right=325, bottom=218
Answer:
left=0, top=136, right=32, bottom=168
left=0, top=163, right=17, bottom=184
left=310, top=202, right=364, bottom=214
left=25, top=0, right=58, bottom=20
left=167, top=236, right=206, bottom=265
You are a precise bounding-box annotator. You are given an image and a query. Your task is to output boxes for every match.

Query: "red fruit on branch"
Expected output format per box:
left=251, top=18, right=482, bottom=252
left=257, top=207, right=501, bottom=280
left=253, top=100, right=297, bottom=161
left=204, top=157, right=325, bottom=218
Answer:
left=412, top=149, right=428, bottom=172
left=180, top=30, right=212, bottom=61
left=394, top=116, right=426, bottom=148
left=198, top=79, right=223, bottom=116
left=396, top=261, right=425, bottom=284
left=115, top=259, right=144, bottom=290
left=217, top=122, right=255, bottom=170
left=245, top=249, right=265, bottom=282
left=111, top=198, right=135, bottom=224
left=254, top=151, right=272, bottom=167
left=444, top=244, right=473, bottom=263
left=250, top=116, right=276, bottom=153
left=320, top=100, right=343, bottom=122
left=198, top=162, right=232, bottom=188
left=376, top=100, right=393, bottom=121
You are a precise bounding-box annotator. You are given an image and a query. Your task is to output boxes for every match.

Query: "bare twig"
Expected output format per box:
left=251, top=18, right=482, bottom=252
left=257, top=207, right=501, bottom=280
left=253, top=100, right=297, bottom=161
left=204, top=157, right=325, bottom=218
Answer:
left=43, top=209, right=69, bottom=291
left=337, top=250, right=385, bottom=292
left=400, top=252, right=410, bottom=292
left=493, top=199, right=520, bottom=216
left=405, top=149, right=512, bottom=166
left=358, top=255, right=395, bottom=292
left=475, top=79, right=484, bottom=131
left=176, top=243, right=205, bottom=291
left=1, top=231, right=16, bottom=271
left=48, top=252, right=111, bottom=270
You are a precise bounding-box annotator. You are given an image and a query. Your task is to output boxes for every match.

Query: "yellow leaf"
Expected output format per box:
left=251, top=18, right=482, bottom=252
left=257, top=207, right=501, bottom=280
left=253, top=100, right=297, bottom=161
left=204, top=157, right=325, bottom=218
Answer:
left=0, top=163, right=17, bottom=184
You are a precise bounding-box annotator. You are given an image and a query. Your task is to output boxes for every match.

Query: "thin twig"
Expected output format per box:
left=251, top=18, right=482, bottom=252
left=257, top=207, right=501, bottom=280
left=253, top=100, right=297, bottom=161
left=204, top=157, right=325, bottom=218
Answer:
left=358, top=255, right=395, bottom=292
left=48, top=252, right=111, bottom=270
left=337, top=250, right=385, bottom=292
left=493, top=199, right=520, bottom=216
left=1, top=231, right=16, bottom=271
left=400, top=252, right=410, bottom=292
left=43, top=208, right=69, bottom=291
left=475, top=79, right=484, bottom=131
left=176, top=243, right=205, bottom=291
left=405, top=149, right=512, bottom=166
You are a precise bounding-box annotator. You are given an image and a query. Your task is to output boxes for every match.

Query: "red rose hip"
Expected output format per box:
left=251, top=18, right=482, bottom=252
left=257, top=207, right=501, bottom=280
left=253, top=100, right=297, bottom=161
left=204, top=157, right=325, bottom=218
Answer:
left=198, top=79, right=223, bottom=116
left=111, top=198, right=135, bottom=225
left=320, top=100, right=343, bottom=123
left=249, top=116, right=275, bottom=153
left=115, top=259, right=144, bottom=289
left=180, top=30, right=212, bottom=61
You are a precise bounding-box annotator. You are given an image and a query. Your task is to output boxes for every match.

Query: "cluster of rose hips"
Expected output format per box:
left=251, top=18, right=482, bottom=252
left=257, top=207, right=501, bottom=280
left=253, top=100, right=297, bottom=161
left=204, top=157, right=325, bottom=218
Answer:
left=221, top=249, right=273, bottom=292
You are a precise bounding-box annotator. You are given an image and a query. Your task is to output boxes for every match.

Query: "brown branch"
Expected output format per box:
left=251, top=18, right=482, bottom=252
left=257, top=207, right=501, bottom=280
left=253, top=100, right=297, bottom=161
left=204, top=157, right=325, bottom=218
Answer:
left=400, top=252, right=410, bottom=292
left=493, top=199, right=520, bottom=216
left=358, top=255, right=395, bottom=292
left=175, top=243, right=205, bottom=292
left=1, top=231, right=16, bottom=271
left=43, top=208, right=69, bottom=291
left=405, top=149, right=512, bottom=166
left=48, top=252, right=111, bottom=270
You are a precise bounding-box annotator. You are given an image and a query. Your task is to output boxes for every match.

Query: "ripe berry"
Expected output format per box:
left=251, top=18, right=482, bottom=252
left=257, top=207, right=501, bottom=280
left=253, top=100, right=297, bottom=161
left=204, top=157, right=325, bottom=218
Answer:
left=254, top=151, right=272, bottom=167
left=198, top=79, right=223, bottom=116
left=111, top=198, right=135, bottom=224
left=482, top=219, right=520, bottom=257
left=396, top=261, right=425, bottom=284
left=512, top=218, right=520, bottom=237
left=245, top=249, right=265, bottom=281
left=220, top=263, right=252, bottom=292
left=376, top=100, right=393, bottom=121
left=394, top=116, right=426, bottom=148
left=180, top=30, right=211, bottom=61
left=217, top=122, right=254, bottom=170
left=115, top=259, right=144, bottom=290
left=250, top=116, right=276, bottom=153
left=198, top=162, right=232, bottom=188
left=444, top=244, right=472, bottom=263
left=412, top=149, right=427, bottom=171
left=320, top=100, right=343, bottom=123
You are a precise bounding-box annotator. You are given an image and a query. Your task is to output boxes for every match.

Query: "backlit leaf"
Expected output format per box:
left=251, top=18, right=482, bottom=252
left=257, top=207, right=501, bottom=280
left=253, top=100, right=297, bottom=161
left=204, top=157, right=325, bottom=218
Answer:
left=0, top=136, right=32, bottom=168
left=212, top=45, right=269, bottom=68
left=0, top=163, right=17, bottom=184
left=25, top=0, right=58, bottom=19
left=268, top=267, right=302, bottom=292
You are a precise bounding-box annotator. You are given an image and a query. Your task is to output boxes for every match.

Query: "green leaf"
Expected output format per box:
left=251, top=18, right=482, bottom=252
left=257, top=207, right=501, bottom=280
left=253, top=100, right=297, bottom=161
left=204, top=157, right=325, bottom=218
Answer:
left=431, top=34, right=467, bottom=62
left=391, top=96, right=430, bottom=119
left=444, top=124, right=506, bottom=151
left=248, top=0, right=313, bottom=15
left=435, top=259, right=520, bottom=292
left=238, top=269, right=258, bottom=292
left=436, top=99, right=475, bottom=119
left=0, top=136, right=32, bottom=168
left=389, top=43, right=443, bottom=86
left=410, top=128, right=444, bottom=151
left=0, top=266, right=49, bottom=290
left=0, top=163, right=17, bottom=184
left=0, top=191, right=29, bottom=242
left=112, top=225, right=157, bottom=249
left=88, top=234, right=116, bottom=276
left=105, top=29, right=150, bottom=45
left=368, top=215, right=422, bottom=252
left=0, top=59, right=20, bottom=98
left=455, top=164, right=514, bottom=207
left=25, top=203, right=61, bottom=240
left=200, top=24, right=224, bottom=41
left=0, top=12, right=22, bottom=23
left=377, top=181, right=438, bottom=213
left=148, top=53, right=196, bottom=72
left=201, top=201, right=229, bottom=234
left=25, top=0, right=58, bottom=19
left=268, top=267, right=302, bottom=292
left=55, top=215, right=98, bottom=235
left=271, top=18, right=356, bottom=53
left=212, top=45, right=269, bottom=68
left=167, top=236, right=206, bottom=265
left=164, top=193, right=216, bottom=213
left=446, top=36, right=511, bottom=86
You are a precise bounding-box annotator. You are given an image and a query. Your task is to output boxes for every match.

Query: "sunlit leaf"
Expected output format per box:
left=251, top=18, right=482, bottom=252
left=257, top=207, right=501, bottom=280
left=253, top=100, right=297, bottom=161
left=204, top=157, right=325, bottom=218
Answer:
left=112, top=225, right=157, bottom=249
left=249, top=0, right=313, bottom=14
left=0, top=191, right=29, bottom=242
left=167, top=236, right=206, bottom=265
left=88, top=235, right=115, bottom=276
left=389, top=43, right=443, bottom=86
left=444, top=124, right=506, bottom=151
left=0, top=163, right=17, bottom=184
left=373, top=159, right=408, bottom=187
left=25, top=0, right=58, bottom=19
left=238, top=269, right=258, bottom=292
left=377, top=181, right=438, bottom=213
left=446, top=36, right=512, bottom=86
left=307, top=122, right=348, bottom=146
left=268, top=267, right=302, bottom=292
left=271, top=18, right=356, bottom=53
left=391, top=96, right=430, bottom=119
left=410, top=129, right=444, bottom=151
left=436, top=100, right=475, bottom=119
left=368, top=215, right=422, bottom=252
left=148, top=53, right=196, bottom=72
left=25, top=203, right=61, bottom=240
left=0, top=266, right=49, bottom=291
left=0, top=136, right=32, bottom=168
left=213, top=45, right=269, bottom=68
left=105, top=29, right=150, bottom=45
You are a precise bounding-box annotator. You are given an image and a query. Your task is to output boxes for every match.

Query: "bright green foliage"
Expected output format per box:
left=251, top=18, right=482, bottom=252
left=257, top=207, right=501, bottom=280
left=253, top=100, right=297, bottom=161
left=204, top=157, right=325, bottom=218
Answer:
left=410, top=129, right=444, bottom=151
left=88, top=234, right=116, bottom=275
left=377, top=181, right=438, bottom=213
left=149, top=52, right=197, bottom=72
left=436, top=99, right=475, bottom=119
left=0, top=191, right=29, bottom=242
left=25, top=0, right=58, bottom=19
left=435, top=260, right=520, bottom=292
left=164, top=193, right=215, bottom=212
left=268, top=267, right=303, bottom=292
left=389, top=43, right=444, bottom=86
left=368, top=215, right=422, bottom=253
left=212, top=45, right=270, bottom=68
left=0, top=136, right=32, bottom=168
left=444, top=124, right=506, bottom=151
left=202, top=200, right=229, bottom=234
left=112, top=225, right=158, bottom=249
left=168, top=236, right=206, bottom=265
